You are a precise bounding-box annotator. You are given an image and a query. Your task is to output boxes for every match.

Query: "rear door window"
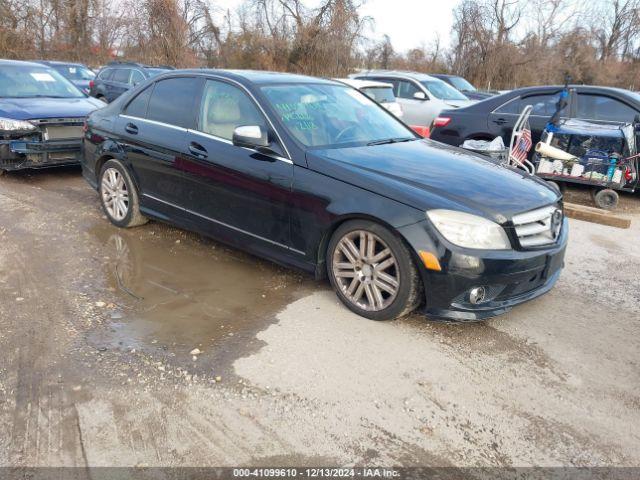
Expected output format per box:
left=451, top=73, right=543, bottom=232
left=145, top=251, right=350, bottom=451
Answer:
left=130, top=70, right=145, bottom=86
left=577, top=94, right=638, bottom=122
left=112, top=69, right=131, bottom=84
left=495, top=97, right=521, bottom=114
left=522, top=93, right=565, bottom=116
left=98, top=69, right=114, bottom=81
left=124, top=86, right=152, bottom=118
left=146, top=76, right=201, bottom=128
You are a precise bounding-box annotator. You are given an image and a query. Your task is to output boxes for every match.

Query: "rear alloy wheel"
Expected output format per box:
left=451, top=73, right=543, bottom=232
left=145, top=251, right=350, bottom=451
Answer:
left=99, top=159, right=148, bottom=228
left=328, top=220, right=422, bottom=321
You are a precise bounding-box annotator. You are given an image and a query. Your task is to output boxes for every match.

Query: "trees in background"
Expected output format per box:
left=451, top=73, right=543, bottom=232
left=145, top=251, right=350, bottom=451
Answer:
left=0, top=0, right=638, bottom=89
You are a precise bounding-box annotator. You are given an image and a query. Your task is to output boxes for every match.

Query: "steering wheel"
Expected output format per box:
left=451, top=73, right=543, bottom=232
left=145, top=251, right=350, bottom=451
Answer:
left=335, top=124, right=359, bottom=143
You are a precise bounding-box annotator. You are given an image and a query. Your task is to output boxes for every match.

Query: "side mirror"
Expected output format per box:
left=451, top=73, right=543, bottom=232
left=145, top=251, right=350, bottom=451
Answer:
left=232, top=125, right=270, bottom=149
left=413, top=91, right=427, bottom=101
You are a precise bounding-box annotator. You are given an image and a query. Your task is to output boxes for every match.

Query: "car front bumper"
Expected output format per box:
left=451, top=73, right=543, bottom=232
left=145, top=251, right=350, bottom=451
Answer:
left=398, top=217, right=568, bottom=321
left=0, top=138, right=82, bottom=170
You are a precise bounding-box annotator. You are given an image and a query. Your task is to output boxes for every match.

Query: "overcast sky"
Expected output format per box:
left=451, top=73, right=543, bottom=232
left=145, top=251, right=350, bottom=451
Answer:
left=212, top=0, right=458, bottom=52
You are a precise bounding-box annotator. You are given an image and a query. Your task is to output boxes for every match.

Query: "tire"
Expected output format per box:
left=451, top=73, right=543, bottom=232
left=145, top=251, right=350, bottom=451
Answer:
left=99, top=159, right=148, bottom=228
left=593, top=188, right=619, bottom=210
left=0, top=169, right=5, bottom=177
left=327, top=220, right=422, bottom=321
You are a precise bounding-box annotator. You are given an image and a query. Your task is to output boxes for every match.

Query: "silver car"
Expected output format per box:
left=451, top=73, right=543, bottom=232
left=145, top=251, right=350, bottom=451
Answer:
left=351, top=70, right=473, bottom=129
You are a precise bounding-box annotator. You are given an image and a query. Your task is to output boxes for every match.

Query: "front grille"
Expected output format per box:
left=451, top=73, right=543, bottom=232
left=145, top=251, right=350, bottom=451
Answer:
left=30, top=117, right=84, bottom=126
left=512, top=205, right=563, bottom=248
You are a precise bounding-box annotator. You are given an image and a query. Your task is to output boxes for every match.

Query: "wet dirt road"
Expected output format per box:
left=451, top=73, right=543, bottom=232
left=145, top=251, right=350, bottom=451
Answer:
left=0, top=168, right=639, bottom=468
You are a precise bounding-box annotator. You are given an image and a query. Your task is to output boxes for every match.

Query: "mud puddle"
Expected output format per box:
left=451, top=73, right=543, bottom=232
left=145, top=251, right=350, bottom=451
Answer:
left=87, top=222, right=316, bottom=371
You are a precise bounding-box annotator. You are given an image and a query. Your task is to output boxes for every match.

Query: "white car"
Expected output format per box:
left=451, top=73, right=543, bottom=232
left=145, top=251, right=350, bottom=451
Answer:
left=336, top=78, right=403, bottom=119
left=350, top=71, right=474, bottom=130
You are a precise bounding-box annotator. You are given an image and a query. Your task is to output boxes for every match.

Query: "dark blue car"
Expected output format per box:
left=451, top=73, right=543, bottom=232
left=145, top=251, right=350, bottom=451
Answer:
left=0, top=59, right=103, bottom=173
left=81, top=70, right=567, bottom=321
left=37, top=60, right=96, bottom=94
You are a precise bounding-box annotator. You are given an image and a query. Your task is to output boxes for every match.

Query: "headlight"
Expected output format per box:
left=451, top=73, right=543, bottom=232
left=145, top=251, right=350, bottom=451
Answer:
left=427, top=209, right=511, bottom=250
left=0, top=117, right=37, bottom=132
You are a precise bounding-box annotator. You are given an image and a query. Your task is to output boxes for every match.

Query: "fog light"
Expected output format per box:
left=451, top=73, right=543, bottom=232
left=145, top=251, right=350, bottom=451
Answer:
left=469, top=286, right=486, bottom=305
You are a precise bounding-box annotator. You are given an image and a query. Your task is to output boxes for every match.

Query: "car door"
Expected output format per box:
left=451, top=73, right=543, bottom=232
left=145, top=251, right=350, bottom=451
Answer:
left=180, top=78, right=293, bottom=249
left=116, top=76, right=202, bottom=217
left=488, top=91, right=573, bottom=146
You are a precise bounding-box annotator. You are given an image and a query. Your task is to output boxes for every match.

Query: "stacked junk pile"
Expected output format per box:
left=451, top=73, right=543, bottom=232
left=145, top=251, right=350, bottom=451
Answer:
left=463, top=84, right=640, bottom=210
left=533, top=119, right=638, bottom=209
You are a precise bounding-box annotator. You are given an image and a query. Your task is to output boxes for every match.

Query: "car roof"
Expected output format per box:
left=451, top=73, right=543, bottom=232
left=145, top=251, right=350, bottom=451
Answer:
left=430, top=73, right=457, bottom=79
left=37, top=60, right=86, bottom=67
left=352, top=70, right=440, bottom=82
left=0, top=59, right=54, bottom=68
left=169, top=69, right=340, bottom=86
left=335, top=78, right=393, bottom=89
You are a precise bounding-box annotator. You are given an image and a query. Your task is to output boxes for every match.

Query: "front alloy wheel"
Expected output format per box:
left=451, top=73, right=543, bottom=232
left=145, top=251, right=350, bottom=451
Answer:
left=333, top=230, right=399, bottom=311
left=328, top=220, right=422, bottom=321
left=101, top=168, right=129, bottom=221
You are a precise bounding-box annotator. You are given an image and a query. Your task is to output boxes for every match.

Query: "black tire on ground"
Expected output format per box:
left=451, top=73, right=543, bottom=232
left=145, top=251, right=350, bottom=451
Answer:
left=99, top=159, right=148, bottom=228
left=326, top=219, right=423, bottom=321
left=0, top=169, right=5, bottom=177
left=593, top=188, right=619, bottom=210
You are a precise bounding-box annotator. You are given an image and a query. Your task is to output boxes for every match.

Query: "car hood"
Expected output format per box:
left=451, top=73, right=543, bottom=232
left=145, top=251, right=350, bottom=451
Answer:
left=306, top=139, right=559, bottom=222
left=0, top=96, right=104, bottom=120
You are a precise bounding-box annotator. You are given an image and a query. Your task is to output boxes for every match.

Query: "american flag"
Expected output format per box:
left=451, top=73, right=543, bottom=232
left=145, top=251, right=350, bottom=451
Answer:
left=511, top=125, right=532, bottom=164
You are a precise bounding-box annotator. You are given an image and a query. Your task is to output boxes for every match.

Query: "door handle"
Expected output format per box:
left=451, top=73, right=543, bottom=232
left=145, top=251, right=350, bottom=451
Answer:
left=492, top=118, right=507, bottom=125
left=125, top=123, right=138, bottom=135
left=189, top=141, right=208, bottom=159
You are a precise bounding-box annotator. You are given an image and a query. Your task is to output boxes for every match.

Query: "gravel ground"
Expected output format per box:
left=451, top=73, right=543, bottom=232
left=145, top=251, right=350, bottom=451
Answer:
left=0, top=167, right=638, bottom=470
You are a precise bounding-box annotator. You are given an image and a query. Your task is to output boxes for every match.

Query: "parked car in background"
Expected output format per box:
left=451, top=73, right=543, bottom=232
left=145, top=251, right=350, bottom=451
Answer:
left=37, top=60, right=95, bottom=94
left=0, top=59, right=103, bottom=174
left=430, top=74, right=496, bottom=101
left=430, top=85, right=640, bottom=150
left=336, top=78, right=403, bottom=118
left=89, top=62, right=174, bottom=103
left=350, top=71, right=473, bottom=134
left=81, top=70, right=566, bottom=321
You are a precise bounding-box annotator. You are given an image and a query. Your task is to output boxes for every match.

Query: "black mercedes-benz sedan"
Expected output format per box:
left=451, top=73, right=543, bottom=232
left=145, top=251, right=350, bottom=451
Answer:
left=81, top=69, right=568, bottom=321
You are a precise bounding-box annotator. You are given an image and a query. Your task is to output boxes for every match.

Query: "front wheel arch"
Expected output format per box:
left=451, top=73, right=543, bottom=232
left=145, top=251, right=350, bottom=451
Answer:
left=316, top=214, right=419, bottom=279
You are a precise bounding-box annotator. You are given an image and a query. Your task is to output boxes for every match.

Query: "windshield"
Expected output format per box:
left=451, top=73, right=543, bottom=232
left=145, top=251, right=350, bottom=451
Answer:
left=54, top=65, right=95, bottom=80
left=448, top=76, right=476, bottom=92
left=361, top=86, right=396, bottom=104
left=261, top=84, right=415, bottom=148
left=0, top=65, right=84, bottom=98
left=421, top=79, right=469, bottom=101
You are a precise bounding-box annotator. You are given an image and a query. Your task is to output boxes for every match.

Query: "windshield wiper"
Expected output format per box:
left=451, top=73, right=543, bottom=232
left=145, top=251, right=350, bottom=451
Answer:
left=367, top=137, right=416, bottom=146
